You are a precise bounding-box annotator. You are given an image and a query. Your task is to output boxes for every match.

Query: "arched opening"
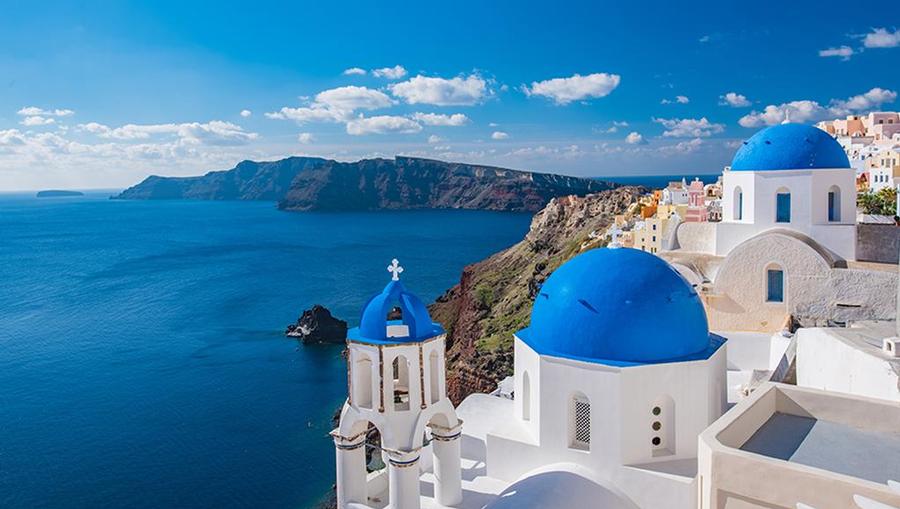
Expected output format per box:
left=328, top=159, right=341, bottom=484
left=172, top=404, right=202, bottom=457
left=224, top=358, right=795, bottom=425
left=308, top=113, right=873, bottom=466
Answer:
left=650, top=395, right=675, bottom=457
left=353, top=354, right=373, bottom=409
left=429, top=350, right=440, bottom=404
left=521, top=371, right=531, bottom=421
left=336, top=418, right=387, bottom=506
left=569, top=392, right=590, bottom=451
left=766, top=263, right=785, bottom=303
left=775, top=187, right=791, bottom=223
left=392, top=355, right=410, bottom=411
left=733, top=186, right=743, bottom=221
left=385, top=306, right=409, bottom=338
left=828, top=185, right=842, bottom=222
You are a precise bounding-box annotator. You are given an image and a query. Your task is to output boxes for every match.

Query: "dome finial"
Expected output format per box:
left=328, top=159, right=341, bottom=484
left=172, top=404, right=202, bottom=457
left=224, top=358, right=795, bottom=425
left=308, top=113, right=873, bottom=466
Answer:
left=387, top=258, right=404, bottom=281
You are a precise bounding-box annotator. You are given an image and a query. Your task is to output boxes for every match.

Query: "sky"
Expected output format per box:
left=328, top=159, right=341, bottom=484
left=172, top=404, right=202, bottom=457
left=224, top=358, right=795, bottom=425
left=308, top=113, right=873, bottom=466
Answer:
left=0, top=0, right=898, bottom=190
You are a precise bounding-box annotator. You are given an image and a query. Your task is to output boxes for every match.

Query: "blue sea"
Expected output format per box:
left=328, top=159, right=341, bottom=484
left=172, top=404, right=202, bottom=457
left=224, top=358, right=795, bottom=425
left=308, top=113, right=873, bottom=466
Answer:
left=0, top=192, right=532, bottom=509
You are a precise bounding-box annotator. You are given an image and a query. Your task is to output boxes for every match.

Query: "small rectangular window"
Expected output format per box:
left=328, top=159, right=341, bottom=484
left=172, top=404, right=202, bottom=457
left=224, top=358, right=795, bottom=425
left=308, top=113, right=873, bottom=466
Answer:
left=767, top=269, right=784, bottom=303
left=828, top=191, right=837, bottom=222
left=776, top=193, right=791, bottom=223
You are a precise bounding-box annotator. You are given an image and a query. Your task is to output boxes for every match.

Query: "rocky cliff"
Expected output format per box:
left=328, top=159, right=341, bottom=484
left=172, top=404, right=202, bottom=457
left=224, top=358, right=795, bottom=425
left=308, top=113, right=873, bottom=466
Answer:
left=427, top=186, right=644, bottom=403
left=114, top=156, right=615, bottom=213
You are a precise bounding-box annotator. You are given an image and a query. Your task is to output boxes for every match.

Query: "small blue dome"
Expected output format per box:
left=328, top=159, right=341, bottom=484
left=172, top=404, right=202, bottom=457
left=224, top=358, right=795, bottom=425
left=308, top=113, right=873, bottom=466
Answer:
left=521, top=248, right=714, bottom=365
left=731, top=123, right=850, bottom=171
left=348, top=278, right=443, bottom=345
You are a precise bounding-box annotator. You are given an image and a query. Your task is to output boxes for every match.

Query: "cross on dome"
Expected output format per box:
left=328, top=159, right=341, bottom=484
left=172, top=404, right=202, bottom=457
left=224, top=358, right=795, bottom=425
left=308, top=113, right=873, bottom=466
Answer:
left=387, top=258, right=404, bottom=281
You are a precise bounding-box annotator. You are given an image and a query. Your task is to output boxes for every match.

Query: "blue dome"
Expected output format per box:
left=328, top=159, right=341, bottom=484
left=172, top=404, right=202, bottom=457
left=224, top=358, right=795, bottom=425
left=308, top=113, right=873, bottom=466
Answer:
left=348, top=278, right=443, bottom=345
left=731, top=123, right=850, bottom=171
left=521, top=248, right=715, bottom=365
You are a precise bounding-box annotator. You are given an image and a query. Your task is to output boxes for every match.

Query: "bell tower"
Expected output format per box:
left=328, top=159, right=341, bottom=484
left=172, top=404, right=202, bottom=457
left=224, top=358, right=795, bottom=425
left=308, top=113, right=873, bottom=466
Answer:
left=332, top=259, right=462, bottom=509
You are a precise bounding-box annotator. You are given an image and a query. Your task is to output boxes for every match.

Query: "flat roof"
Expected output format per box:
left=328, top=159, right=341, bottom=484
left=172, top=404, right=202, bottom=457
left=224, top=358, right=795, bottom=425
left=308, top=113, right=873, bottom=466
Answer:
left=740, top=412, right=900, bottom=484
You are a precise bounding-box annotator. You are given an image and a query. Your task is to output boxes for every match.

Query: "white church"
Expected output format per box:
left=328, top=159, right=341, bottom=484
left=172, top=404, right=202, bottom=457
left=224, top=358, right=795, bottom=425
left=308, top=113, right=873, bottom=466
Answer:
left=331, top=124, right=900, bottom=509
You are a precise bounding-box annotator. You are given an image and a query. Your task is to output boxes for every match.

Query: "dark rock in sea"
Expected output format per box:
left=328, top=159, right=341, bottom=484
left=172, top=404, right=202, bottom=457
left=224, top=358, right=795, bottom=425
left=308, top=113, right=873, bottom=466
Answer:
left=36, top=190, right=84, bottom=198
left=113, top=155, right=617, bottom=213
left=285, top=305, right=348, bottom=344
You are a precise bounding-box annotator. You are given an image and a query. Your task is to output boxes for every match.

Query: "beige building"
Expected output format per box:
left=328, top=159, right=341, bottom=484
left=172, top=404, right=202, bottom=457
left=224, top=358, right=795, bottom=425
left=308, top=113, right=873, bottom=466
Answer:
left=632, top=216, right=668, bottom=254
left=699, top=383, right=900, bottom=509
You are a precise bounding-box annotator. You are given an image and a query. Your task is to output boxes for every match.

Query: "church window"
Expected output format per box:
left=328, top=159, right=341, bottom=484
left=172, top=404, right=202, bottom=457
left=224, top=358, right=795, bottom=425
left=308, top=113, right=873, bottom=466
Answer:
left=353, top=355, right=373, bottom=409
left=651, top=397, right=675, bottom=457
left=776, top=190, right=791, bottom=223
left=767, top=268, right=784, bottom=303
left=392, top=355, right=411, bottom=411
left=827, top=186, right=841, bottom=222
left=429, top=350, right=440, bottom=404
left=570, top=393, right=590, bottom=450
left=734, top=187, right=743, bottom=220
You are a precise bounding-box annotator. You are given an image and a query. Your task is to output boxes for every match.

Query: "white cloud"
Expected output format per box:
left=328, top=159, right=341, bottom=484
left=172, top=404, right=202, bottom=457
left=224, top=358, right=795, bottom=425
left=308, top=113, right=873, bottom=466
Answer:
left=523, top=72, right=620, bottom=105
left=427, top=135, right=443, bottom=144
left=488, top=122, right=499, bottom=127
left=372, top=65, right=407, bottom=80
left=389, top=75, right=488, bottom=106
left=863, top=28, right=900, bottom=48
left=342, top=67, right=367, bottom=76
left=266, top=85, right=394, bottom=124
left=410, top=112, right=469, bottom=126
left=660, top=138, right=703, bottom=155
left=20, top=116, right=56, bottom=126
left=699, top=35, right=711, bottom=43
left=240, top=109, right=252, bottom=118
left=76, top=120, right=258, bottom=145
left=738, top=87, right=898, bottom=127
left=491, top=131, right=509, bottom=140
left=17, top=106, right=74, bottom=117
left=625, top=132, right=646, bottom=144
left=738, top=100, right=825, bottom=127
left=831, top=87, right=897, bottom=113
left=345, top=115, right=422, bottom=135
left=719, top=92, right=751, bottom=107
left=297, top=132, right=314, bottom=144
left=315, top=86, right=394, bottom=112
left=818, top=46, right=855, bottom=60
left=661, top=95, right=690, bottom=105
left=653, top=117, right=724, bottom=137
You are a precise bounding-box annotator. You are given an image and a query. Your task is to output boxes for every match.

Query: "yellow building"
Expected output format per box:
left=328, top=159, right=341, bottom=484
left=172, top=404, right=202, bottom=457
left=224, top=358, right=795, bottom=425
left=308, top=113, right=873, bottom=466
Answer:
left=632, top=216, right=667, bottom=254
left=656, top=203, right=688, bottom=220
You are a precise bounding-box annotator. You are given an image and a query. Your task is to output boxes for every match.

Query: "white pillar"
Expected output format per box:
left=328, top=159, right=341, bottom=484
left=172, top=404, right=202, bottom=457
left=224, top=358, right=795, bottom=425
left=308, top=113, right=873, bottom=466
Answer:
left=387, top=450, right=421, bottom=509
left=431, top=424, right=463, bottom=506
left=333, top=433, right=367, bottom=508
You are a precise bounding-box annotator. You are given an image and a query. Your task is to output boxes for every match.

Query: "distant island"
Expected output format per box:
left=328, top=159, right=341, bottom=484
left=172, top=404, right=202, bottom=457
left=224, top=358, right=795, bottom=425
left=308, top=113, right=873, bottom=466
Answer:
left=36, top=190, right=84, bottom=198
left=114, top=156, right=616, bottom=213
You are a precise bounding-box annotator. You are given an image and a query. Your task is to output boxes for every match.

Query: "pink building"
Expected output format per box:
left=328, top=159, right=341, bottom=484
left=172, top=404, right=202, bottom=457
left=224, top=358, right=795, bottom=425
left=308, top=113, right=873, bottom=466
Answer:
left=684, top=178, right=707, bottom=222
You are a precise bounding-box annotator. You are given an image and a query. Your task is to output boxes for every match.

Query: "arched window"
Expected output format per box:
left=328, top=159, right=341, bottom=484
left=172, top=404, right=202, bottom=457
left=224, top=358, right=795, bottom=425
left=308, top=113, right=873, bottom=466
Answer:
left=766, top=264, right=785, bottom=303
left=569, top=392, right=590, bottom=450
left=775, top=187, right=791, bottom=223
left=828, top=185, right=841, bottom=222
left=353, top=355, right=373, bottom=409
left=651, top=396, right=675, bottom=457
left=429, top=350, right=440, bottom=404
left=521, top=371, right=531, bottom=421
left=392, top=355, right=410, bottom=411
left=733, top=186, right=743, bottom=220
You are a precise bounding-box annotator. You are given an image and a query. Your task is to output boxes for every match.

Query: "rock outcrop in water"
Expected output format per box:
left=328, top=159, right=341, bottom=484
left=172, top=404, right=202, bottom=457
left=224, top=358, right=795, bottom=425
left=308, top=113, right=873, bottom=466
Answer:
left=285, top=305, right=348, bottom=345
left=36, top=190, right=84, bottom=197
left=114, top=156, right=616, bottom=213
left=427, top=186, right=645, bottom=404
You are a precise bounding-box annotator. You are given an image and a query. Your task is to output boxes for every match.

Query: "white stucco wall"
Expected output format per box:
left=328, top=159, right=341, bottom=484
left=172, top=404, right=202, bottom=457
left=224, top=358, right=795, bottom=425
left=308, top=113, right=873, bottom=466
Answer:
left=796, top=326, right=900, bottom=402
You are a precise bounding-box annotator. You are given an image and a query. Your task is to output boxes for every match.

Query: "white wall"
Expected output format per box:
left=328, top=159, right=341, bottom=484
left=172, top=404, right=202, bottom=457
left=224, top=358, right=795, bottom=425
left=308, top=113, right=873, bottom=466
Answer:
left=796, top=328, right=900, bottom=402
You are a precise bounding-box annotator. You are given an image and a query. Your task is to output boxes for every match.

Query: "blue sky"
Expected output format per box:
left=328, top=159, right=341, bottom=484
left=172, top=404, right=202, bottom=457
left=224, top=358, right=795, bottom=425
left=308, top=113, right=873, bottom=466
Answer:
left=0, top=0, right=898, bottom=190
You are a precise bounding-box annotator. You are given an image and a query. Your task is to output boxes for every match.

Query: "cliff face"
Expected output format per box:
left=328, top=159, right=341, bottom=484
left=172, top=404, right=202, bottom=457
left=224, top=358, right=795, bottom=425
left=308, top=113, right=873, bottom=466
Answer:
left=114, top=156, right=615, bottom=212
left=427, top=186, right=644, bottom=403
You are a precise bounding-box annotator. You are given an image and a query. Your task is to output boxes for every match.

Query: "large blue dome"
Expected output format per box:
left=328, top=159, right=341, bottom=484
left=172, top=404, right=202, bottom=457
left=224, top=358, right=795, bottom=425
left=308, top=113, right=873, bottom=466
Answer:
left=520, top=248, right=714, bottom=365
left=731, top=123, right=850, bottom=171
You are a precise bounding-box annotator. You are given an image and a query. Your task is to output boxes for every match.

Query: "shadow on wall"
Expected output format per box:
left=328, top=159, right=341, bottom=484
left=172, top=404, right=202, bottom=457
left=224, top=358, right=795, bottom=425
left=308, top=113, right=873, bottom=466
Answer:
left=484, top=471, right=639, bottom=509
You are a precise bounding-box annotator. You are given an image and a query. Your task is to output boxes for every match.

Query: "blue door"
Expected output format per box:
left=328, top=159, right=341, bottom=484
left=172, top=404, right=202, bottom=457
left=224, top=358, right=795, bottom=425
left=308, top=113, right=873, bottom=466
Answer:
left=767, top=269, right=784, bottom=302
left=776, top=193, right=791, bottom=223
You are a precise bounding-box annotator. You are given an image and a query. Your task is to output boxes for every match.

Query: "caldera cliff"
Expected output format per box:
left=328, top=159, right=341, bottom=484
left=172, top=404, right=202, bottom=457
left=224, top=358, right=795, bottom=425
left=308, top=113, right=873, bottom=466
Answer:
left=115, top=155, right=616, bottom=213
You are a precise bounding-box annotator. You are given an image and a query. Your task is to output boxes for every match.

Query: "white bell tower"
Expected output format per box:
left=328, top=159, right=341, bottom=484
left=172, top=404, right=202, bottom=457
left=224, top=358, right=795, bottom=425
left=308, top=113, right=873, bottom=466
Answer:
left=332, top=259, right=462, bottom=509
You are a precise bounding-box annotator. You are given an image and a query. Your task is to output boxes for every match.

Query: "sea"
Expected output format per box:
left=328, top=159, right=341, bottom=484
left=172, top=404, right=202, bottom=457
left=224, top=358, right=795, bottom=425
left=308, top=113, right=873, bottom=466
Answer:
left=0, top=192, right=532, bottom=509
